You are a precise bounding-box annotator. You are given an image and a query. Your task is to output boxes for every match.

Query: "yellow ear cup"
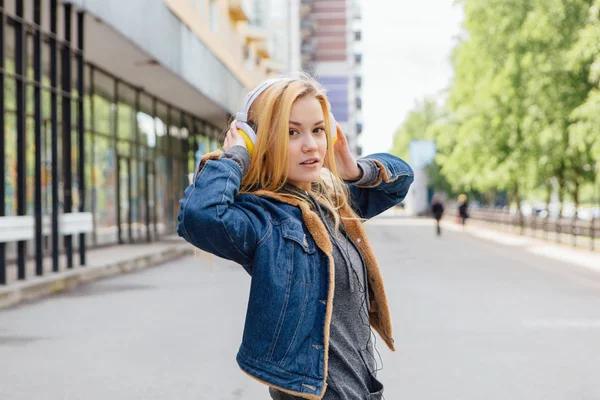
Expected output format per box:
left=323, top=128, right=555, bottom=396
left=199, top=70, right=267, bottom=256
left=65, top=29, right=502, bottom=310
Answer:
left=330, top=119, right=338, bottom=145
left=238, top=129, right=255, bottom=155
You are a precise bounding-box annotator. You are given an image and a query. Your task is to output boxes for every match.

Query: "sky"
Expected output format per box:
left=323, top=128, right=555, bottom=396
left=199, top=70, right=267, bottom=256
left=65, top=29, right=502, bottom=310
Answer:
left=359, top=1, right=464, bottom=155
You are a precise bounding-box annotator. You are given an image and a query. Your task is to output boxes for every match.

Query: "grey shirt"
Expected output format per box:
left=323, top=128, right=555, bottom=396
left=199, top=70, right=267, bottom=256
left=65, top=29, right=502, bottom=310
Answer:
left=220, top=147, right=384, bottom=400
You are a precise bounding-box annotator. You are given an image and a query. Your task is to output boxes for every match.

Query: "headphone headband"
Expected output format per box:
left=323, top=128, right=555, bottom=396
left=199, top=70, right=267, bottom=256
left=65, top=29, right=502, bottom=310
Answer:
left=235, top=78, right=337, bottom=153
left=237, top=78, right=289, bottom=123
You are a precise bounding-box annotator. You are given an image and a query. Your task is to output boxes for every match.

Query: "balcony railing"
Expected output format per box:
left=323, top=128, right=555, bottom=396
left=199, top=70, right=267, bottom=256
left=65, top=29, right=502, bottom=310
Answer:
left=229, top=0, right=251, bottom=22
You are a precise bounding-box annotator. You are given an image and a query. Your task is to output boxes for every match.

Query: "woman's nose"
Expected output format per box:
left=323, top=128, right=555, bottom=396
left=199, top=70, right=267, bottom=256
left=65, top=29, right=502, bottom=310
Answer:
left=302, top=133, right=318, bottom=152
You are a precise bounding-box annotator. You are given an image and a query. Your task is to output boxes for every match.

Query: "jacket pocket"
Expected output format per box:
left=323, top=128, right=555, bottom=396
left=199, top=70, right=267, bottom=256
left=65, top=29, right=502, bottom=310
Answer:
left=282, top=222, right=315, bottom=253
left=277, top=222, right=316, bottom=284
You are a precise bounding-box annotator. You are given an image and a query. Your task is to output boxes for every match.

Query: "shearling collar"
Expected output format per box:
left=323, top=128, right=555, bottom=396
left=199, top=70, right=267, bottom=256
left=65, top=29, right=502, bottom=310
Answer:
left=251, top=189, right=396, bottom=352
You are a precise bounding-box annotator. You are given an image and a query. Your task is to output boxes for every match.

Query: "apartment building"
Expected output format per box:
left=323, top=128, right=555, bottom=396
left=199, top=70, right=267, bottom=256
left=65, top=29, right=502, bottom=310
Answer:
left=300, top=0, right=363, bottom=155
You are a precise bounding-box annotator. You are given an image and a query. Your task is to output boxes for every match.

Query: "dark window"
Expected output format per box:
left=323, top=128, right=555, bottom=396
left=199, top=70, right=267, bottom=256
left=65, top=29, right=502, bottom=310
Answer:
left=356, top=122, right=363, bottom=134
left=243, top=43, right=250, bottom=60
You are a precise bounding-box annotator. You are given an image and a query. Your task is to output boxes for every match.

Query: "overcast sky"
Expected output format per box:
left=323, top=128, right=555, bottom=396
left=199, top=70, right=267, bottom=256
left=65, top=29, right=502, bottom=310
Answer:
left=359, top=1, right=464, bottom=155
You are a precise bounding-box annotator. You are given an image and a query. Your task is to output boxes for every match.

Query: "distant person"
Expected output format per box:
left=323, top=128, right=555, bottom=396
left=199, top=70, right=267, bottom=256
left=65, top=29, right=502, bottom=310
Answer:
left=457, top=194, right=469, bottom=227
left=431, top=196, right=445, bottom=236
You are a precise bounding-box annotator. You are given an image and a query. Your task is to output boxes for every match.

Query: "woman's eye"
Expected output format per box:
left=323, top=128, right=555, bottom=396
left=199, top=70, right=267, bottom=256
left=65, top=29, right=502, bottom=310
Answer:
left=289, top=130, right=299, bottom=137
left=314, top=127, right=325, bottom=134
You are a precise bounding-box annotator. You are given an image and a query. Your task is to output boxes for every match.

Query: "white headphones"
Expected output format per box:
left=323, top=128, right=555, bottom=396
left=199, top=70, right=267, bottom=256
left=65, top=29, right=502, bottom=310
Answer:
left=235, top=78, right=337, bottom=154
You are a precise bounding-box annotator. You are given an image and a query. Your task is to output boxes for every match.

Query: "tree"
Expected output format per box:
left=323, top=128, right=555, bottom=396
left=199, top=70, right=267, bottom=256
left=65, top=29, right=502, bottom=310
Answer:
left=437, top=0, right=598, bottom=218
left=443, top=0, right=537, bottom=220
left=569, top=0, right=600, bottom=207
left=390, top=98, right=443, bottom=160
left=390, top=99, right=456, bottom=194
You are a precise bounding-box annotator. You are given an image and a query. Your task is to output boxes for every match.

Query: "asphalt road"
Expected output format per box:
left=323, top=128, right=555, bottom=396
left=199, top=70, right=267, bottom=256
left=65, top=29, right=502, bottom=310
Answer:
left=1, top=218, right=600, bottom=400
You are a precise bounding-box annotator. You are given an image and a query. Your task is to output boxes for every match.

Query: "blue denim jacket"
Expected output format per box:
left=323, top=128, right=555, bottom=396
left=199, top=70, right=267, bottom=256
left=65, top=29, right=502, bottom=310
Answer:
left=177, top=152, right=413, bottom=400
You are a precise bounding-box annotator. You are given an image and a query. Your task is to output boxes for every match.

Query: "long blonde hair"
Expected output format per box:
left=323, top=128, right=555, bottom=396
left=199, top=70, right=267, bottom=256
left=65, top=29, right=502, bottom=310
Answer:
left=239, top=73, right=355, bottom=226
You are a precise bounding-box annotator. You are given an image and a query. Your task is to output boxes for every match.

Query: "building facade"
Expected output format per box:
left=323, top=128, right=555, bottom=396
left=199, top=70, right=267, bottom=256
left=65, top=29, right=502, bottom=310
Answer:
left=300, top=0, right=363, bottom=156
left=0, top=0, right=276, bottom=284
left=258, top=0, right=302, bottom=75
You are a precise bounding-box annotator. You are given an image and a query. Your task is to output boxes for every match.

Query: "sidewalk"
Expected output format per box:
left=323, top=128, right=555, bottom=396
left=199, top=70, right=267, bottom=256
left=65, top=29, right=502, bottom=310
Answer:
left=444, top=220, right=600, bottom=274
left=0, top=236, right=193, bottom=310
left=376, top=207, right=600, bottom=275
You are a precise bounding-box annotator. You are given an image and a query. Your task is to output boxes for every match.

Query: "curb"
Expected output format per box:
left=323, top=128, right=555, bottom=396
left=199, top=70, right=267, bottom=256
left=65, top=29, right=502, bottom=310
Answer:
left=0, top=246, right=194, bottom=310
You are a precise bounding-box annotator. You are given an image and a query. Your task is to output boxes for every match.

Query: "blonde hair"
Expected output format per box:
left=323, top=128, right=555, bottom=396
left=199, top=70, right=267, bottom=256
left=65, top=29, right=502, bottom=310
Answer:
left=238, top=72, right=356, bottom=227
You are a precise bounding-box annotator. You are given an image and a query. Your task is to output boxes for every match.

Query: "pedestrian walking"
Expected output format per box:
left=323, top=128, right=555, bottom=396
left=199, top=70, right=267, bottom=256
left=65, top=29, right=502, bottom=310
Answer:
left=457, top=193, right=469, bottom=227
left=176, top=73, right=414, bottom=400
left=431, top=195, right=444, bottom=236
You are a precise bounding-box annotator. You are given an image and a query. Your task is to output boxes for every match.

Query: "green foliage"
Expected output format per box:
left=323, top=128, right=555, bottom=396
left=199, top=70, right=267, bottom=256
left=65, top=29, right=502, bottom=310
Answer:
left=390, top=98, right=443, bottom=161
left=395, top=0, right=600, bottom=207
left=390, top=99, right=462, bottom=194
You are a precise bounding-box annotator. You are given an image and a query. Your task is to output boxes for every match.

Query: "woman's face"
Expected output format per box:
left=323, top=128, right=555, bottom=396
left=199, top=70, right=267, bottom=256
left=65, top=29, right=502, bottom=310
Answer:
left=286, top=96, right=328, bottom=191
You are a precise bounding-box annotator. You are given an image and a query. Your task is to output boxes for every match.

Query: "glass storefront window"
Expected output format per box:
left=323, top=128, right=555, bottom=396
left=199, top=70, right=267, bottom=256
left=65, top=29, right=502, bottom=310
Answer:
left=155, top=154, right=168, bottom=234
left=1, top=31, right=219, bottom=251
left=117, top=85, right=136, bottom=141
left=94, top=94, right=112, bottom=135
left=94, top=135, right=117, bottom=234
left=3, top=113, right=17, bottom=217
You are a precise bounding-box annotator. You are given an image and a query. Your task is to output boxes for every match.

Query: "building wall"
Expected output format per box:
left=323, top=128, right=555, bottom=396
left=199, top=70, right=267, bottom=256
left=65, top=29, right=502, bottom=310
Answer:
left=245, top=0, right=302, bottom=76
left=69, top=0, right=274, bottom=115
left=0, top=0, right=311, bottom=282
left=302, top=0, right=362, bottom=156
left=0, top=0, right=245, bottom=274
left=268, top=0, right=302, bottom=74
left=404, top=169, right=430, bottom=216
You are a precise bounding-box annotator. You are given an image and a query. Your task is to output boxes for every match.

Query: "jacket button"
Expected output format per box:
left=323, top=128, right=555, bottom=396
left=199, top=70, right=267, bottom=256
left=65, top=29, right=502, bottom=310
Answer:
left=357, top=238, right=362, bottom=243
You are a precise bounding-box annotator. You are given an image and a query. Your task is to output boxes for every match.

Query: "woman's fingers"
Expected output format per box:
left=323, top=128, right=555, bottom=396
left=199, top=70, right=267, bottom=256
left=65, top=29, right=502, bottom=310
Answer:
left=336, top=123, right=345, bottom=140
left=223, top=121, right=234, bottom=151
left=334, top=123, right=348, bottom=149
left=334, top=124, right=349, bottom=151
left=223, top=120, right=247, bottom=152
left=230, top=121, right=244, bottom=142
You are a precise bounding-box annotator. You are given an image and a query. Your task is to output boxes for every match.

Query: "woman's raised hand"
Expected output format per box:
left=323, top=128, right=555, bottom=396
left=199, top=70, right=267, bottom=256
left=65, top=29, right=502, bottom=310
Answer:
left=332, top=124, right=361, bottom=181
left=223, top=120, right=247, bottom=152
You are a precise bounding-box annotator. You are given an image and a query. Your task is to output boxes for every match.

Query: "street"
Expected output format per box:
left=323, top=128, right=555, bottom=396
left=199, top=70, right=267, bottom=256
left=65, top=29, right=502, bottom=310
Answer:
left=1, top=218, right=600, bottom=400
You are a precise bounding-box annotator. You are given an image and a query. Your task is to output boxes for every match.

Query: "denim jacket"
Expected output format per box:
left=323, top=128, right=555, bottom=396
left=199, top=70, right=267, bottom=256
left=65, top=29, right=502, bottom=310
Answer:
left=177, top=151, right=414, bottom=400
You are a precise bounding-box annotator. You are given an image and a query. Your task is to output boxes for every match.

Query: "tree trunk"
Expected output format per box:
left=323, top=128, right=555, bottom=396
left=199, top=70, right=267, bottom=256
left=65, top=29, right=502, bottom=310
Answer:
left=545, top=181, right=552, bottom=216
left=514, top=182, right=524, bottom=235
left=556, top=168, right=566, bottom=243
left=545, top=180, right=552, bottom=239
left=571, top=180, right=580, bottom=247
left=573, top=181, right=580, bottom=220
left=557, top=172, right=566, bottom=218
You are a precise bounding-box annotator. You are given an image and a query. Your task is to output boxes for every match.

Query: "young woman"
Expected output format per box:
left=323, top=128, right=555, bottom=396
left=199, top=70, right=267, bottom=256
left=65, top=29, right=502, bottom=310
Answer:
left=177, top=74, right=414, bottom=400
